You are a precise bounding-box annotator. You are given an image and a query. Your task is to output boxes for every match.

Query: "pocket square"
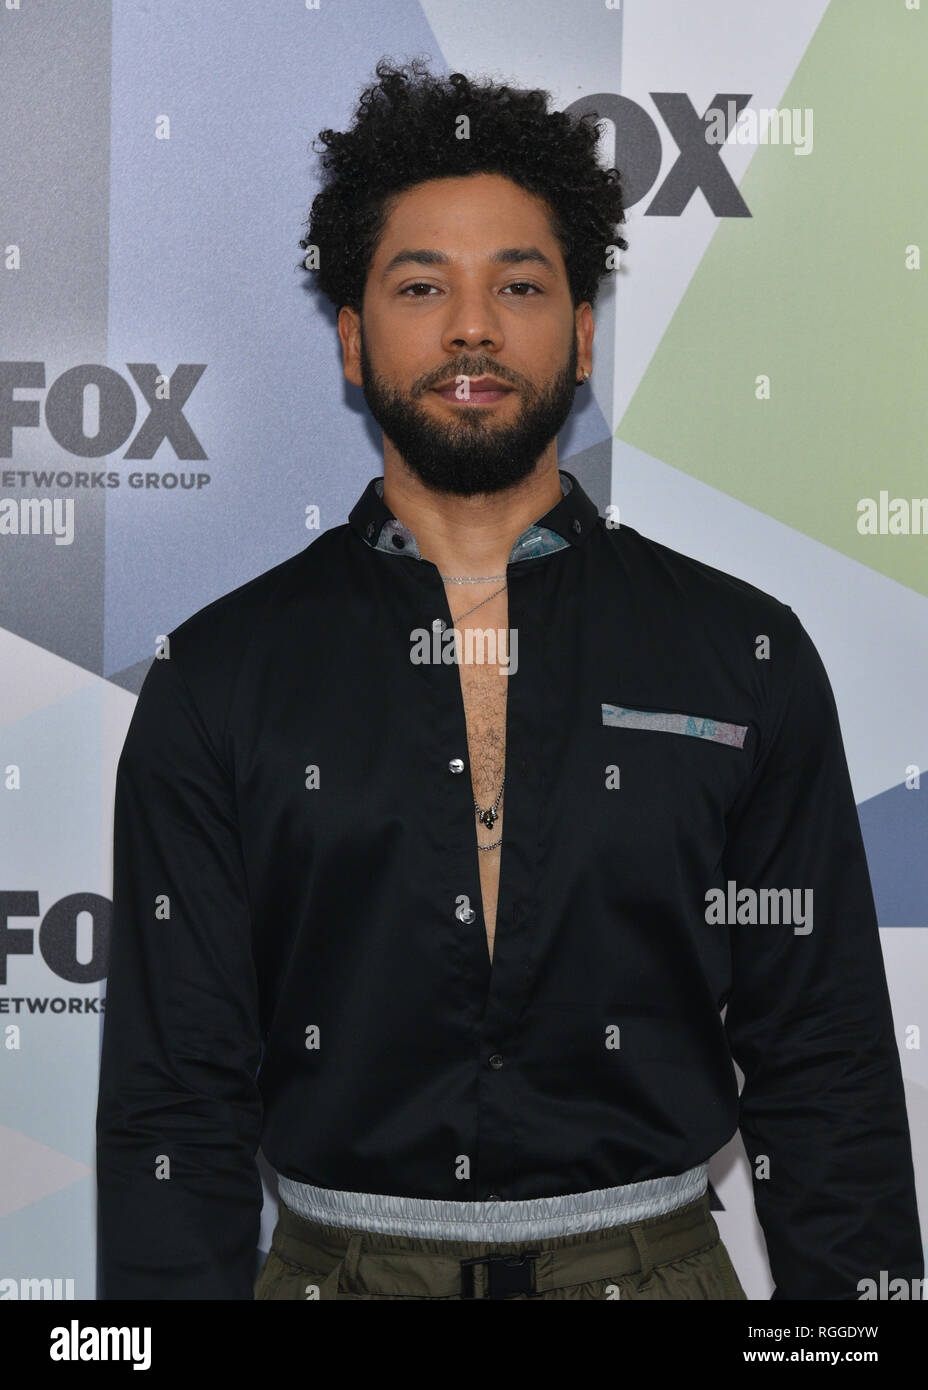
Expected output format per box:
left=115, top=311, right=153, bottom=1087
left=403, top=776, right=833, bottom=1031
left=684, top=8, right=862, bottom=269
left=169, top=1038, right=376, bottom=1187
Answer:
left=601, top=703, right=748, bottom=749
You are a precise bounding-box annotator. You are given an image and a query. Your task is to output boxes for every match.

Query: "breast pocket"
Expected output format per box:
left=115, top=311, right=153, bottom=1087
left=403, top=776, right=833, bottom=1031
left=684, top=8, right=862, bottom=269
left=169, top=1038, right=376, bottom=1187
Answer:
left=595, top=699, right=753, bottom=878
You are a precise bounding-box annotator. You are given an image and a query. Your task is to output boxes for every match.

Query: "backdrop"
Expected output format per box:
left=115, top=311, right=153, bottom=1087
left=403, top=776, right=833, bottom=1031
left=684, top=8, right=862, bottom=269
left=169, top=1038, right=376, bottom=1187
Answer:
left=1, top=0, right=925, bottom=1302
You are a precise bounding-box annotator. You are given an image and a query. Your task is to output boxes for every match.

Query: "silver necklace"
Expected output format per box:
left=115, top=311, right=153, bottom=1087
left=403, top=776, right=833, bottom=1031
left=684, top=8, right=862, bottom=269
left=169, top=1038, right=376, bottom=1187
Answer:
left=441, top=573, right=506, bottom=582
left=444, top=581, right=507, bottom=623
left=440, top=573, right=507, bottom=849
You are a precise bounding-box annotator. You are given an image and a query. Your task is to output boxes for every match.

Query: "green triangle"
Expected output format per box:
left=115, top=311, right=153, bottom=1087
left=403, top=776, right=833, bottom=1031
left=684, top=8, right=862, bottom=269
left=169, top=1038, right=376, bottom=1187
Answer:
left=617, top=0, right=928, bottom=596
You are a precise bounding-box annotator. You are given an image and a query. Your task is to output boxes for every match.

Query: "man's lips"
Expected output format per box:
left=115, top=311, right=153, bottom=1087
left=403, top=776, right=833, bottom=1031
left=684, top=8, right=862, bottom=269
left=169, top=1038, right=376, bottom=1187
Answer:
left=431, top=377, right=514, bottom=405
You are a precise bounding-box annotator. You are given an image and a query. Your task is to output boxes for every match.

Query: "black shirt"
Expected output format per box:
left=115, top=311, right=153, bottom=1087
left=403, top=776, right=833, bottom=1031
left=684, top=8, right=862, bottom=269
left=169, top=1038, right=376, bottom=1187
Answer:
left=96, top=469, right=922, bottom=1299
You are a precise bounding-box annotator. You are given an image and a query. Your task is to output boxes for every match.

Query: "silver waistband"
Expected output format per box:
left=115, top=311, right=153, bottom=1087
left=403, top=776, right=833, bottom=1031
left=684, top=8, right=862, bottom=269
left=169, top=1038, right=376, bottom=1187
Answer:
left=276, top=1163, right=708, bottom=1241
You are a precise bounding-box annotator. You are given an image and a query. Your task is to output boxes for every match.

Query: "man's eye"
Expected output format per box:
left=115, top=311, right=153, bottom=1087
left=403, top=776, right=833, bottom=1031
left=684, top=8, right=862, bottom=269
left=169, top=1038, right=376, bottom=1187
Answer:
left=398, top=282, right=543, bottom=296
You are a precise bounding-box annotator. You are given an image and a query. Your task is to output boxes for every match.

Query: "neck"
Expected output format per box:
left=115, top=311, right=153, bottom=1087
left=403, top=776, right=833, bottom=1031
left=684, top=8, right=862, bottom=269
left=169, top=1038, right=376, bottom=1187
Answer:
left=381, top=446, right=563, bottom=578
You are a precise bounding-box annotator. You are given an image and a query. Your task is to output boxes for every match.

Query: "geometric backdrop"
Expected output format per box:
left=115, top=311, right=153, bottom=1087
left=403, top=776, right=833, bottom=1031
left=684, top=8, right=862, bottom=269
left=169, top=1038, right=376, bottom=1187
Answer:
left=1, top=0, right=924, bottom=1299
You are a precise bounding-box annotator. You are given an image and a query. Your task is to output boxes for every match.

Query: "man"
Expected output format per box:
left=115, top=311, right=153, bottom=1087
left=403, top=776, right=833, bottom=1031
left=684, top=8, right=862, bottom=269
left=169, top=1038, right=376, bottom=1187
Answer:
left=96, top=59, right=922, bottom=1301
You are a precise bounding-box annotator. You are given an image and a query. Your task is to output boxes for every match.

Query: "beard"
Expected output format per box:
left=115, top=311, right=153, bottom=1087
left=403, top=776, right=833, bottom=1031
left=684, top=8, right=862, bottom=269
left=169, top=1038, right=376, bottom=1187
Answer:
left=358, top=331, right=580, bottom=498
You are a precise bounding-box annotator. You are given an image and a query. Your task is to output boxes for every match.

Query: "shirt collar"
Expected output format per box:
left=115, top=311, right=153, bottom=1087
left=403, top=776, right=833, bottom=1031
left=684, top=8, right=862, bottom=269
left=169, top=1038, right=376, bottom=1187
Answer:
left=348, top=469, right=598, bottom=566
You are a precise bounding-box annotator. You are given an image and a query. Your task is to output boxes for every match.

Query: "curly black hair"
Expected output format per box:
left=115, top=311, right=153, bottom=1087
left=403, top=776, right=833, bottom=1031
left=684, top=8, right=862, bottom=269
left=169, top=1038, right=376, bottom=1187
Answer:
left=299, top=56, right=628, bottom=317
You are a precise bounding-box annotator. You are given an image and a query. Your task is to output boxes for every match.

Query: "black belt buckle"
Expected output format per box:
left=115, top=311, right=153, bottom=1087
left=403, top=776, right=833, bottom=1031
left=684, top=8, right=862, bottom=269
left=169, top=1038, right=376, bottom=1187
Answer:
left=460, top=1250, right=541, bottom=1299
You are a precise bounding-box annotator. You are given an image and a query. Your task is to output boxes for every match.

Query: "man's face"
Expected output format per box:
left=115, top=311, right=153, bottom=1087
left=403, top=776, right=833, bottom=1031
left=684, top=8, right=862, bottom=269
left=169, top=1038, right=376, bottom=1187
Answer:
left=340, top=172, right=591, bottom=497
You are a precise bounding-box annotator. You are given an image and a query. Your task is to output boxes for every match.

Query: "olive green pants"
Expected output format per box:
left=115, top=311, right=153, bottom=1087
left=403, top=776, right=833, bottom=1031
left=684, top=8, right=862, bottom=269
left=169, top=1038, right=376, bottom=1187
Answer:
left=254, top=1191, right=748, bottom=1300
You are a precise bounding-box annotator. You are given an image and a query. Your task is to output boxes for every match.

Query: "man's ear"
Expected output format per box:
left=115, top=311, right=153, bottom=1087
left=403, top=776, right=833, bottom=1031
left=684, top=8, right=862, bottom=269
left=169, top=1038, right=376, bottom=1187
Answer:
left=574, top=301, right=594, bottom=380
left=338, top=305, right=363, bottom=388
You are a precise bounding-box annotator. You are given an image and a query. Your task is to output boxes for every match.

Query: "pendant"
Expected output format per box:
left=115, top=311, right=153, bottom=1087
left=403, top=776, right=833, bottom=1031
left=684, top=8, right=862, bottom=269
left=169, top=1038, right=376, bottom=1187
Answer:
left=478, top=807, right=498, bottom=829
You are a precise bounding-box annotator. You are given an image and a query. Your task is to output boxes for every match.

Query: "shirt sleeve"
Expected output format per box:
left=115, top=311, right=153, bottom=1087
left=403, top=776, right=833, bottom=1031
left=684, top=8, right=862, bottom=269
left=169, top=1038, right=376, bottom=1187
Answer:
left=721, top=614, right=923, bottom=1300
left=96, top=647, right=265, bottom=1299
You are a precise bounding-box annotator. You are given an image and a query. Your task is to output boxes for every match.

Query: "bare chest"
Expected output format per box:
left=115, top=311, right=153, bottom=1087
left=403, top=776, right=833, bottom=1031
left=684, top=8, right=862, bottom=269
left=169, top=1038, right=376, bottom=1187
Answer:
left=446, top=593, right=509, bottom=962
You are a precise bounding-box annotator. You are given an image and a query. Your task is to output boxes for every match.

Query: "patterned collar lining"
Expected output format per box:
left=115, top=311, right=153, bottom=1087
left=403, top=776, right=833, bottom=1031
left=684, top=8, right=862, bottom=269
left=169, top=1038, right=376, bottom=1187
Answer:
left=370, top=473, right=573, bottom=565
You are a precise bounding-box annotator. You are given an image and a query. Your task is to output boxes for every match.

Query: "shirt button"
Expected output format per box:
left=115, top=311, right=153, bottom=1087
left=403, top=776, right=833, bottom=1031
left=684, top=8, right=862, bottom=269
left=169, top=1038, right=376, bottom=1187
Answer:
left=365, top=522, right=376, bottom=539
left=456, top=904, right=476, bottom=924
left=487, top=1192, right=502, bottom=1200
left=432, top=618, right=446, bottom=632
left=448, top=758, right=464, bottom=773
left=571, top=517, right=582, bottom=534
left=488, top=1054, right=504, bottom=1069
